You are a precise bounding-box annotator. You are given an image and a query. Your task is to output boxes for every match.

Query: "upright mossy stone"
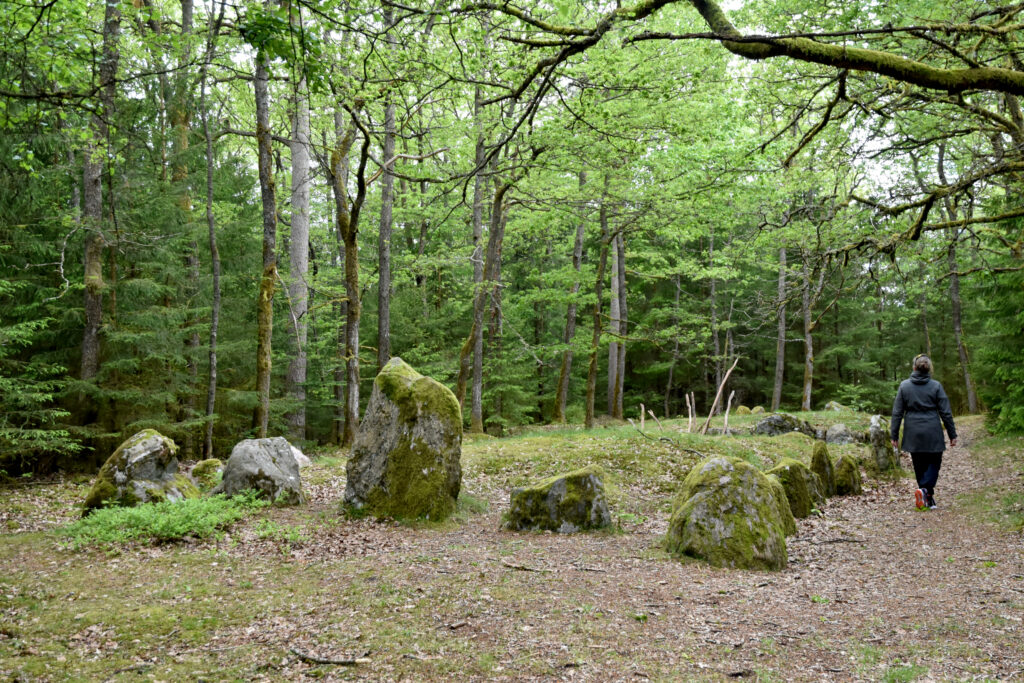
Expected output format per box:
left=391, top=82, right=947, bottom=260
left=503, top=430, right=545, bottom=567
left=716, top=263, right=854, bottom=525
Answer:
left=665, top=457, right=788, bottom=571
left=344, top=357, right=462, bottom=521
left=766, top=458, right=825, bottom=519
left=765, top=473, right=797, bottom=537
left=869, top=414, right=898, bottom=471
left=735, top=405, right=751, bottom=415
left=190, top=458, right=223, bottom=493
left=506, top=465, right=612, bottom=533
left=82, top=430, right=198, bottom=515
left=811, top=441, right=836, bottom=497
left=212, top=438, right=304, bottom=505
left=834, top=454, right=863, bottom=496
left=751, top=406, right=765, bottom=414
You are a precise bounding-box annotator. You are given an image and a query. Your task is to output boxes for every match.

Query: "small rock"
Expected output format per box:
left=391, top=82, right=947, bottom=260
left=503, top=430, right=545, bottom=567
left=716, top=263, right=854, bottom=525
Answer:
left=506, top=465, right=612, bottom=533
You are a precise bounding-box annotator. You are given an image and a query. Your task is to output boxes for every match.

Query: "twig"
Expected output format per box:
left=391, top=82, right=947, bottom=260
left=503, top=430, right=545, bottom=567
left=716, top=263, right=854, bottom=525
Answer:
left=700, top=357, right=741, bottom=436
left=723, top=390, right=735, bottom=434
left=500, top=559, right=551, bottom=573
left=647, top=409, right=663, bottom=430
left=628, top=419, right=706, bottom=457
left=810, top=538, right=865, bottom=545
left=290, top=648, right=370, bottom=666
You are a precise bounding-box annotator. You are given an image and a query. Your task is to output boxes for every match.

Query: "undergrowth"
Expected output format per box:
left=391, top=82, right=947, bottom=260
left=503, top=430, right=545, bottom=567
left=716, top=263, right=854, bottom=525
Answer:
left=59, top=492, right=268, bottom=548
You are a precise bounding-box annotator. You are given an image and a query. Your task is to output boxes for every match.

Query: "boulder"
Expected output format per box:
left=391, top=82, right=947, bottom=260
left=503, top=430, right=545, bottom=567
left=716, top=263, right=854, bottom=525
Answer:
left=506, top=465, right=612, bottom=533
left=344, top=357, right=462, bottom=521
left=810, top=441, right=836, bottom=497
left=290, top=445, right=311, bottom=468
left=765, top=473, right=798, bottom=537
left=751, top=406, right=765, bottom=414
left=823, top=400, right=845, bottom=412
left=190, top=458, right=223, bottom=493
left=666, top=457, right=788, bottom=571
left=83, top=430, right=198, bottom=515
left=765, top=458, right=825, bottom=518
left=835, top=454, right=863, bottom=496
left=869, top=414, right=899, bottom=471
left=751, top=412, right=815, bottom=438
left=824, top=423, right=857, bottom=445
left=212, top=437, right=304, bottom=505
left=735, top=405, right=751, bottom=415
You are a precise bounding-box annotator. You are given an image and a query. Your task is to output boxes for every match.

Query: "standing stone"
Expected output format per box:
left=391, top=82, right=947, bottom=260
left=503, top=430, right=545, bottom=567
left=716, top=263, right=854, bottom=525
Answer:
left=344, top=357, right=462, bottom=520
left=735, top=405, right=751, bottom=415
left=83, top=430, right=198, bottom=515
left=810, top=441, right=836, bottom=497
left=835, top=454, right=863, bottom=496
left=666, top=457, right=789, bottom=571
left=212, top=437, right=304, bottom=505
left=766, top=458, right=825, bottom=518
left=825, top=423, right=856, bottom=444
left=506, top=465, right=612, bottom=533
left=751, top=406, right=765, bottom=414
left=869, top=414, right=899, bottom=471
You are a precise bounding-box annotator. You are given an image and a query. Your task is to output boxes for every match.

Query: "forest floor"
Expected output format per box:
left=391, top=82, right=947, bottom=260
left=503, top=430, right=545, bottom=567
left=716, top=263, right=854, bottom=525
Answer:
left=1, top=413, right=1023, bottom=682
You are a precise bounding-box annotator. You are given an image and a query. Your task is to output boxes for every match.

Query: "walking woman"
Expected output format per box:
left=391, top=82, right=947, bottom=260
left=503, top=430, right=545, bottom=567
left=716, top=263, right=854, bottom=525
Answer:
left=890, top=354, right=958, bottom=510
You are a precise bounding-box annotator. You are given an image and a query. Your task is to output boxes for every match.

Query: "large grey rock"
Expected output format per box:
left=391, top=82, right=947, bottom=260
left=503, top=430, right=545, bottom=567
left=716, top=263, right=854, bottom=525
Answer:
left=344, top=357, right=462, bottom=521
left=869, top=414, right=898, bottom=471
left=83, top=430, right=198, bottom=515
left=666, top=457, right=789, bottom=571
left=212, top=437, right=304, bottom=505
left=751, top=412, right=816, bottom=438
left=825, top=423, right=856, bottom=444
left=766, top=458, right=825, bottom=518
left=506, top=465, right=612, bottom=533
left=290, top=445, right=311, bottom=468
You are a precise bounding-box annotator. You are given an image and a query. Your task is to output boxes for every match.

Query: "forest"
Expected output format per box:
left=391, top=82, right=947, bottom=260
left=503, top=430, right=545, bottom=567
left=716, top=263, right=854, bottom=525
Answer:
left=2, top=0, right=1024, bottom=473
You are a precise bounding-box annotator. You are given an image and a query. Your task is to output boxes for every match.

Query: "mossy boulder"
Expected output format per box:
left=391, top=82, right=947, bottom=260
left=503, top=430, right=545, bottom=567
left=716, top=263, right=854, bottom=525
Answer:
left=344, top=357, right=462, bottom=521
left=765, top=458, right=825, bottom=519
left=869, top=414, right=898, bottom=471
left=506, top=465, right=612, bottom=533
left=751, top=406, right=765, bottom=414
left=825, top=423, right=856, bottom=444
left=665, top=457, right=788, bottom=571
left=810, top=441, right=836, bottom=497
left=751, top=412, right=815, bottom=438
left=735, top=405, right=751, bottom=415
left=834, top=454, right=863, bottom=496
left=765, top=474, right=797, bottom=537
left=212, top=437, right=304, bottom=505
left=82, top=430, right=198, bottom=515
left=823, top=400, right=845, bottom=412
left=190, top=458, right=223, bottom=493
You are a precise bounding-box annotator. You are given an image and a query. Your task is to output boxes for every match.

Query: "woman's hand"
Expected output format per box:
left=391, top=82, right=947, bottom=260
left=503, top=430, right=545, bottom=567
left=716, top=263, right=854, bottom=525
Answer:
left=950, top=438, right=958, bottom=447
left=891, top=439, right=899, bottom=451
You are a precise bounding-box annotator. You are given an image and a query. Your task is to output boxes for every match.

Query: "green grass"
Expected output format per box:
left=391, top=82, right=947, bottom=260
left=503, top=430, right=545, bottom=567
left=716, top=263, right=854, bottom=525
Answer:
left=959, top=425, right=1024, bottom=531
left=60, top=492, right=268, bottom=548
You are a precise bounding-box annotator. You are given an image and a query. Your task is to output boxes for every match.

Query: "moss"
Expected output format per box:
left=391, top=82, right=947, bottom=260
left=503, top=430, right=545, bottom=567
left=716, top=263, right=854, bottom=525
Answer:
left=766, top=457, right=824, bottom=518
left=82, top=478, right=117, bottom=514
left=191, top=459, right=223, bottom=493
left=665, top=457, right=787, bottom=571
left=81, top=430, right=188, bottom=515
left=361, top=436, right=457, bottom=521
left=171, top=474, right=200, bottom=500
left=751, top=406, right=765, bottom=414
left=835, top=454, right=863, bottom=496
left=735, top=405, right=751, bottom=415
left=765, top=474, right=797, bottom=536
left=811, top=441, right=837, bottom=497
left=506, top=464, right=612, bottom=533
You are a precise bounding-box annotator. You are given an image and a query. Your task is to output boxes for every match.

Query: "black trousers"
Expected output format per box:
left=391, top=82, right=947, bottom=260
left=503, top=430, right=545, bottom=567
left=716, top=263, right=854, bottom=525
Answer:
left=910, top=452, right=943, bottom=495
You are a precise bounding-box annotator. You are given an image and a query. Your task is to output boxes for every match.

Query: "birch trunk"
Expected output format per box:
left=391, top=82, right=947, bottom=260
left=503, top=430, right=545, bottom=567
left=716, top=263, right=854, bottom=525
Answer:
left=286, top=70, right=311, bottom=441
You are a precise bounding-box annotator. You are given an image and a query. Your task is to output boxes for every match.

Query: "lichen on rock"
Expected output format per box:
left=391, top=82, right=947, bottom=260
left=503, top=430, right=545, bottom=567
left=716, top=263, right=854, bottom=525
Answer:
left=834, top=454, right=863, bottom=496
left=766, top=457, right=825, bottom=518
left=750, top=406, right=765, bottom=414
left=506, top=465, right=612, bottom=533
left=868, top=414, right=898, bottom=471
left=665, top=457, right=788, bottom=571
left=735, top=405, right=751, bottom=415
left=212, top=437, right=304, bottom=505
left=825, top=423, right=857, bottom=444
left=190, top=458, right=223, bottom=493
left=344, top=357, right=462, bottom=521
left=811, top=441, right=837, bottom=497
left=82, top=430, right=198, bottom=515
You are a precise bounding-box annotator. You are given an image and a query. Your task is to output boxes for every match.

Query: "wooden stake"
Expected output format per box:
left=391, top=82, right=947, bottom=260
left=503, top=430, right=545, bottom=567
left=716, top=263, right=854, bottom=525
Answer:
left=723, top=390, right=735, bottom=434
left=700, top=357, right=741, bottom=436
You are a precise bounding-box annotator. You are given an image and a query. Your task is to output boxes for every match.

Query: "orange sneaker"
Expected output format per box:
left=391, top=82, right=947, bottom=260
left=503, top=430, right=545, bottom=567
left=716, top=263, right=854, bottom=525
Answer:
left=914, top=488, right=927, bottom=510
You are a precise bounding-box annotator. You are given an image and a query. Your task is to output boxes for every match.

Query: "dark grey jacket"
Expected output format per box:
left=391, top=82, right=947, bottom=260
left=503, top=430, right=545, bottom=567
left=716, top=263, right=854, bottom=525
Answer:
left=890, top=371, right=957, bottom=453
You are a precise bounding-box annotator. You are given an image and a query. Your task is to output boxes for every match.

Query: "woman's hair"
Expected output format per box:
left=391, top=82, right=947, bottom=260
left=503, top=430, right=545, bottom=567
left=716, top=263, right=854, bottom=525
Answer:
left=913, top=354, right=932, bottom=373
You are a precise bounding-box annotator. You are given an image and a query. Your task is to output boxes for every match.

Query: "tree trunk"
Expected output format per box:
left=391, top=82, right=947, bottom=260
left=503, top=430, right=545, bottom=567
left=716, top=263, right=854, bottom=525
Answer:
left=664, top=273, right=681, bottom=417
left=614, top=230, right=626, bottom=419
left=606, top=228, right=620, bottom=415
left=81, top=0, right=122, bottom=384
left=947, top=236, right=979, bottom=412
left=770, top=248, right=786, bottom=413
left=286, top=69, right=311, bottom=441
left=709, top=227, right=721, bottom=412
left=376, top=8, right=396, bottom=370
left=585, top=188, right=610, bottom=429
left=253, top=44, right=278, bottom=438
left=467, top=86, right=487, bottom=430
left=800, top=252, right=813, bottom=412
left=553, top=170, right=586, bottom=423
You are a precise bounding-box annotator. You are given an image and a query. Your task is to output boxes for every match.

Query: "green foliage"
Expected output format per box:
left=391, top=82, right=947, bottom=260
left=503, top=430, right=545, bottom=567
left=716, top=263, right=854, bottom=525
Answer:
left=977, top=268, right=1024, bottom=433
left=60, top=492, right=268, bottom=548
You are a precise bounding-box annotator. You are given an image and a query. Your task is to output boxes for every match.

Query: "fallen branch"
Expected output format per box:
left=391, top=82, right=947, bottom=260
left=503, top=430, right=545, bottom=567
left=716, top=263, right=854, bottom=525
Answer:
left=628, top=418, right=706, bottom=457
left=290, top=648, right=370, bottom=666
left=500, top=559, right=551, bottom=573
left=699, top=357, right=741, bottom=436
left=647, top=409, right=663, bottom=429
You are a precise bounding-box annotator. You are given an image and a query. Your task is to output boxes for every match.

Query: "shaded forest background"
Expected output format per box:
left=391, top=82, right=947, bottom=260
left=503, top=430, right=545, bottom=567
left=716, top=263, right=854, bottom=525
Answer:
left=1, top=0, right=1022, bottom=473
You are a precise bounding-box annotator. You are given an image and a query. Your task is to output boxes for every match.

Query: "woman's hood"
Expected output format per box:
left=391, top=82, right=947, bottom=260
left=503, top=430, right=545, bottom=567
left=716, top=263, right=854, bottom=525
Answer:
left=910, top=370, right=931, bottom=384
